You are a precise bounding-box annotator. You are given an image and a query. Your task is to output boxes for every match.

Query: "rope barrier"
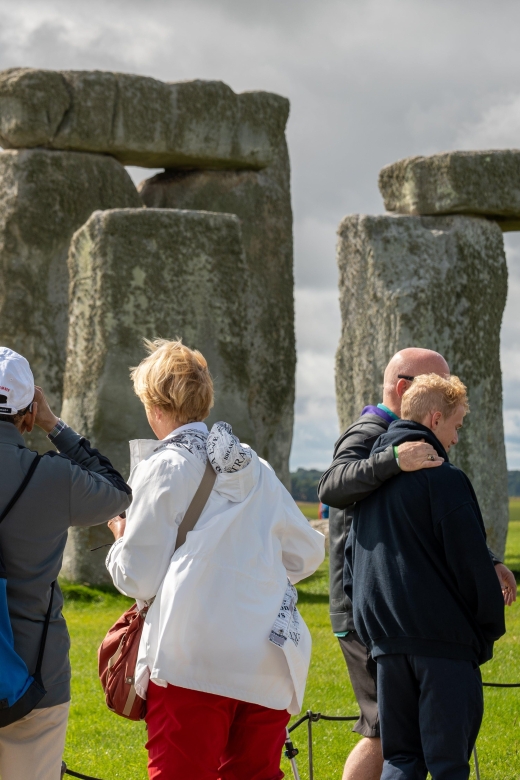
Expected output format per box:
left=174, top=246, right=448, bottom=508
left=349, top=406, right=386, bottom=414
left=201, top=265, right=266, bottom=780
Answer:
left=60, top=681, right=519, bottom=780
left=288, top=711, right=358, bottom=733
left=61, top=763, right=104, bottom=780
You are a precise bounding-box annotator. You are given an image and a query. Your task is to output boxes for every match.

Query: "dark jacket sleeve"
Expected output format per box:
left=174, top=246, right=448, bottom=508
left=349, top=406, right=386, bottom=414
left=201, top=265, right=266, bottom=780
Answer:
left=436, top=501, right=505, bottom=645
left=50, top=426, right=132, bottom=527
left=343, top=525, right=354, bottom=603
left=488, top=548, right=501, bottom=566
left=318, top=425, right=400, bottom=509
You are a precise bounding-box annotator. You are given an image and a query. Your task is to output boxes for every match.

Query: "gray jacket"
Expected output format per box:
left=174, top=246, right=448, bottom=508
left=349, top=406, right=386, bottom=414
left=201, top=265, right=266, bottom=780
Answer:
left=0, top=422, right=131, bottom=708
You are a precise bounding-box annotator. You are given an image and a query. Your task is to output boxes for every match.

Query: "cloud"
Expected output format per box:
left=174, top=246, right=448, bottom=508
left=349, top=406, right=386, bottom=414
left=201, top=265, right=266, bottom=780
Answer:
left=290, top=289, right=341, bottom=470
left=2, top=0, right=520, bottom=468
left=456, top=94, right=520, bottom=150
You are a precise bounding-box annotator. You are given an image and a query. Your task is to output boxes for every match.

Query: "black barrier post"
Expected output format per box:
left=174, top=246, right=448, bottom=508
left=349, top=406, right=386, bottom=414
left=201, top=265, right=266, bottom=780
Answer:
left=473, top=745, right=481, bottom=780
left=307, top=711, right=314, bottom=780
left=284, top=728, right=301, bottom=780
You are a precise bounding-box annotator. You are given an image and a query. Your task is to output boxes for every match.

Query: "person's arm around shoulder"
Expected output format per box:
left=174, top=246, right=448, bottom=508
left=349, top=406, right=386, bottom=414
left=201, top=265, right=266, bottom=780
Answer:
left=35, top=387, right=131, bottom=525
left=318, top=424, right=443, bottom=509
left=106, top=455, right=195, bottom=601
left=279, top=488, right=325, bottom=585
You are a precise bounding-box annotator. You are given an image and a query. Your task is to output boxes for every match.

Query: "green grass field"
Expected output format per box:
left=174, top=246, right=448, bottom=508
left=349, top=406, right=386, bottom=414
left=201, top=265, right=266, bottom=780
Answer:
left=62, top=502, right=520, bottom=779
left=297, top=501, right=321, bottom=520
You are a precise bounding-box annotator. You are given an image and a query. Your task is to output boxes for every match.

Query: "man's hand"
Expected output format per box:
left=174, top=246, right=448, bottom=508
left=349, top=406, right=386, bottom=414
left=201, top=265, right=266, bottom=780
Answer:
left=495, top=562, right=517, bottom=606
left=108, top=514, right=127, bottom=540
left=397, top=440, right=444, bottom=471
left=33, top=386, right=59, bottom=433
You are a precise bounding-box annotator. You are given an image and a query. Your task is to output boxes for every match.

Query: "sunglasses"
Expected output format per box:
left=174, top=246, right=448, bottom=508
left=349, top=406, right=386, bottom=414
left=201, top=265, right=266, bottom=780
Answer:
left=397, top=374, right=415, bottom=381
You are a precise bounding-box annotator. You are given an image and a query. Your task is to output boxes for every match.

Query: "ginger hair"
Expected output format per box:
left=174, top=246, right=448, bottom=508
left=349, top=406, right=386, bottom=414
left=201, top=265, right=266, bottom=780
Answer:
left=401, top=373, right=469, bottom=422
left=131, top=338, right=214, bottom=424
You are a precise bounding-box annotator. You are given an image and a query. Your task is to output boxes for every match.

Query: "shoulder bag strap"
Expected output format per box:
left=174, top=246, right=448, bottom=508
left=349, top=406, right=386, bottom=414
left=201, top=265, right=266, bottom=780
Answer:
left=0, top=454, right=41, bottom=526
left=33, top=580, right=55, bottom=685
left=174, top=460, right=217, bottom=551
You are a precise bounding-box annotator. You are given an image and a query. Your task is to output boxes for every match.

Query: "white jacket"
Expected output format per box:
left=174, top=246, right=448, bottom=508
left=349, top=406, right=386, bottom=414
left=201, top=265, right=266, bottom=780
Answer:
left=106, top=422, right=325, bottom=714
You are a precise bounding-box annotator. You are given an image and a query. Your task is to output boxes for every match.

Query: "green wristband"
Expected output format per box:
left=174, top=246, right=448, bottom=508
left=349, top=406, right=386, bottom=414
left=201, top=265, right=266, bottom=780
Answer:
left=393, top=445, right=400, bottom=469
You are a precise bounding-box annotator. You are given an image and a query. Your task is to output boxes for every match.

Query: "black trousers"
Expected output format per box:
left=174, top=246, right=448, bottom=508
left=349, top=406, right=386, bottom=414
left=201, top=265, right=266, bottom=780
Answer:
left=377, top=654, right=483, bottom=780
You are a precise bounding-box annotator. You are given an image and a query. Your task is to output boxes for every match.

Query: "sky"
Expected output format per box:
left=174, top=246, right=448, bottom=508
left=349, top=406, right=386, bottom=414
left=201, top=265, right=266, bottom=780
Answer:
left=1, top=0, right=520, bottom=469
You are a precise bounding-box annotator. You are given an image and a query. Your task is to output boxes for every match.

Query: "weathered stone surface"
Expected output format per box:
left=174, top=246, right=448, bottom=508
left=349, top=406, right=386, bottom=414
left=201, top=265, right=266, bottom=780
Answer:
left=336, top=213, right=508, bottom=557
left=138, top=140, right=295, bottom=486
left=61, top=208, right=254, bottom=583
left=379, top=150, right=520, bottom=229
left=0, top=68, right=289, bottom=170
left=0, top=149, right=142, bottom=452
left=310, top=519, right=329, bottom=553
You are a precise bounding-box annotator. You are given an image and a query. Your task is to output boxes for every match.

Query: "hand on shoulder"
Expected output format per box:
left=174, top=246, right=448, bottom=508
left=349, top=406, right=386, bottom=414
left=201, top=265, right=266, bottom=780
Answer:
left=397, top=440, right=444, bottom=471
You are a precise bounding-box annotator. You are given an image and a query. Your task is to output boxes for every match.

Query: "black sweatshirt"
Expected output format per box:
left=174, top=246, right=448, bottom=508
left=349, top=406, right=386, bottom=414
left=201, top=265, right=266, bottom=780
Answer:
left=344, top=420, right=505, bottom=665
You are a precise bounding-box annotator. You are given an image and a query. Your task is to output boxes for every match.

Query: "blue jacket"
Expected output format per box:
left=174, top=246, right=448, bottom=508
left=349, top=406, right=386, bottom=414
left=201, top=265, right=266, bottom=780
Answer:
left=345, top=419, right=505, bottom=665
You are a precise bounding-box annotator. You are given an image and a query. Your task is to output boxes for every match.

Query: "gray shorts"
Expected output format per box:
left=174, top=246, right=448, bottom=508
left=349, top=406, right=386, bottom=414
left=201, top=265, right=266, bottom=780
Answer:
left=338, top=632, right=379, bottom=738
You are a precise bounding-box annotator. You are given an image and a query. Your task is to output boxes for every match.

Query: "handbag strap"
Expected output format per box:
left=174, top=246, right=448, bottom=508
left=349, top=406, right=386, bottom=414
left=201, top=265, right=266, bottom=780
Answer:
left=0, top=454, right=41, bottom=526
left=174, top=460, right=216, bottom=551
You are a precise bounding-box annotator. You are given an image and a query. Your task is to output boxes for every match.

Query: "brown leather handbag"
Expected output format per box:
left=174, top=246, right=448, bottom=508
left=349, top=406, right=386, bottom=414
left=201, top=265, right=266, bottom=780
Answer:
left=98, top=460, right=216, bottom=720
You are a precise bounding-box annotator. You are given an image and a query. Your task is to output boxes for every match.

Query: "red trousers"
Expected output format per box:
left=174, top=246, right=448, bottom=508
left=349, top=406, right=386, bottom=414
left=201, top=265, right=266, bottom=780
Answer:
left=145, top=682, right=291, bottom=779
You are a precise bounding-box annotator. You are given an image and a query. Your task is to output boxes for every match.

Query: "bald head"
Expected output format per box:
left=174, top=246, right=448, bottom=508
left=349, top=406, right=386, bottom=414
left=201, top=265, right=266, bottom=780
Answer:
left=383, top=348, right=450, bottom=416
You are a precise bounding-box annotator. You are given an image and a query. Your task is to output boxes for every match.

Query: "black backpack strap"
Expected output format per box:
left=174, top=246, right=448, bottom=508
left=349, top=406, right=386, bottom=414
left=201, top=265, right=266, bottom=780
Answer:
left=0, top=454, right=41, bottom=526
left=33, top=580, right=55, bottom=686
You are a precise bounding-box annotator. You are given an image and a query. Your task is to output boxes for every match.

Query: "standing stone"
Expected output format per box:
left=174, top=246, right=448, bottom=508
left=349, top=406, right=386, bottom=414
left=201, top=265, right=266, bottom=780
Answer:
left=336, top=213, right=508, bottom=557
left=139, top=139, right=295, bottom=486
left=0, top=148, right=142, bottom=452
left=0, top=68, right=288, bottom=170
left=379, top=150, right=520, bottom=230
left=61, top=208, right=253, bottom=583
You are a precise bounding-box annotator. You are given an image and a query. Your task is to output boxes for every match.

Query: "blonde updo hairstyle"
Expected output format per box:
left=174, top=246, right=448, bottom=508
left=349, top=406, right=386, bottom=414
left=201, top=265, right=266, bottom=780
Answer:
left=401, top=373, right=469, bottom=422
left=131, top=338, right=214, bottom=424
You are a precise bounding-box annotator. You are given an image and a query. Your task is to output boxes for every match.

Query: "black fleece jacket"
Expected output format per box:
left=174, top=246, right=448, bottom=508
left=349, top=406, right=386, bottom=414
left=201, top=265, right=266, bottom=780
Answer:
left=345, top=420, right=505, bottom=665
left=318, top=414, right=400, bottom=632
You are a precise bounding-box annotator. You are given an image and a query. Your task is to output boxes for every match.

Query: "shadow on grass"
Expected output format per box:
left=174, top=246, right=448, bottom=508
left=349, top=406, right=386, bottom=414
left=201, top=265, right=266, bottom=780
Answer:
left=59, top=579, right=129, bottom=604
left=60, top=559, right=333, bottom=606
left=296, top=561, right=330, bottom=604
left=297, top=592, right=329, bottom=604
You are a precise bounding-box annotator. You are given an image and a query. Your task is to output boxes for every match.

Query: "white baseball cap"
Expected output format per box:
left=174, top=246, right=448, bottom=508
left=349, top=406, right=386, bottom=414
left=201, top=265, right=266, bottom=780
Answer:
left=0, top=348, right=35, bottom=415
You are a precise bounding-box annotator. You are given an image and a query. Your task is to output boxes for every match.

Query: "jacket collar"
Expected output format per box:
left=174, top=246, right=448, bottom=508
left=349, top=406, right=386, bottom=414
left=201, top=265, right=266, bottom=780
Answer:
left=361, top=405, right=395, bottom=425
left=0, top=421, right=26, bottom=448
left=373, top=419, right=449, bottom=461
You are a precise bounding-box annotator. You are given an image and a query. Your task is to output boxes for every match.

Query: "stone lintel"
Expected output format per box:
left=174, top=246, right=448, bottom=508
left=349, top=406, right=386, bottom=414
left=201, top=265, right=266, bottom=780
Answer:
left=379, top=150, right=520, bottom=223
left=0, top=68, right=289, bottom=170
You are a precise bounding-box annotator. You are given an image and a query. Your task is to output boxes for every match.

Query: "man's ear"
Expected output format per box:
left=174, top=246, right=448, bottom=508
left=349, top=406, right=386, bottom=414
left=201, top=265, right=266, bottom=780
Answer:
left=431, top=411, right=442, bottom=429
left=20, top=403, right=37, bottom=434
left=396, top=378, right=410, bottom=398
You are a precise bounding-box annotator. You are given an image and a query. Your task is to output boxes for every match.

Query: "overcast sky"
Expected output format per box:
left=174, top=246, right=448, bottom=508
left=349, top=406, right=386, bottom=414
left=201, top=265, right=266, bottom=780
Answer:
left=1, top=0, right=520, bottom=469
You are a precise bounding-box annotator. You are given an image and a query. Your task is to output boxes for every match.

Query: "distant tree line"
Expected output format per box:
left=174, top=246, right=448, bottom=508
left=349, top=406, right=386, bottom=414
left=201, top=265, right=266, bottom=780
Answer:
left=290, top=468, right=322, bottom=502
left=291, top=468, right=520, bottom=501
left=509, top=471, right=520, bottom=497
